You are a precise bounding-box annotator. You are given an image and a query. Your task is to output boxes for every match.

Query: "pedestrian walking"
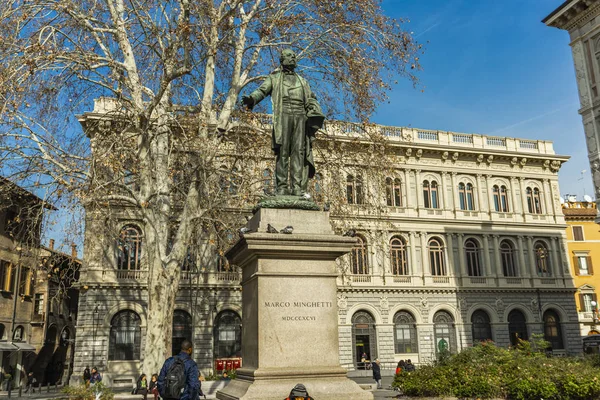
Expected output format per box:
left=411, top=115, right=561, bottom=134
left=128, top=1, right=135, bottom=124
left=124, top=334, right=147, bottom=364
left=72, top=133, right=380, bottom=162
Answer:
left=83, top=366, right=91, bottom=387
left=372, top=358, right=382, bottom=389
left=90, top=367, right=102, bottom=384
left=149, top=374, right=160, bottom=400
left=158, top=340, right=199, bottom=400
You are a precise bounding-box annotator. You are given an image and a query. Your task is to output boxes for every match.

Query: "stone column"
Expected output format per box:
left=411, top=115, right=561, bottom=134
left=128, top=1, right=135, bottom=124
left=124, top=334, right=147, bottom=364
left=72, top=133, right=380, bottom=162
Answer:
left=550, top=237, right=562, bottom=278
left=527, top=236, right=537, bottom=278
left=485, top=175, right=495, bottom=214
left=546, top=179, right=557, bottom=218
left=415, top=169, right=423, bottom=209
left=457, top=233, right=467, bottom=277
left=219, top=208, right=372, bottom=400
left=492, top=235, right=501, bottom=283
left=482, top=235, right=492, bottom=278
left=509, top=178, right=519, bottom=214
left=440, top=172, right=448, bottom=210
left=420, top=232, right=429, bottom=281
left=542, top=179, right=552, bottom=215
left=404, top=169, right=412, bottom=209
left=519, top=178, right=528, bottom=215
left=446, top=233, right=454, bottom=277
left=474, top=174, right=482, bottom=212
left=516, top=236, right=528, bottom=278
left=409, top=231, right=419, bottom=278
left=450, top=172, right=459, bottom=212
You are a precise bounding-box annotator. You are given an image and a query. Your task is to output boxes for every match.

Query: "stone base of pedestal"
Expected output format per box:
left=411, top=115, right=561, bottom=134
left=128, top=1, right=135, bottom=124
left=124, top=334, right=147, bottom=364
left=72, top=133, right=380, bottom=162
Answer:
left=218, top=208, right=372, bottom=400
left=217, top=367, right=373, bottom=400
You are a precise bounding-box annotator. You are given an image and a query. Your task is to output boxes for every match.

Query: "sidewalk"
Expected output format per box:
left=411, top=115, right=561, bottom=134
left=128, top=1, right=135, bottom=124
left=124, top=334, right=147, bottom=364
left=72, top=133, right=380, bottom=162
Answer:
left=0, top=376, right=399, bottom=400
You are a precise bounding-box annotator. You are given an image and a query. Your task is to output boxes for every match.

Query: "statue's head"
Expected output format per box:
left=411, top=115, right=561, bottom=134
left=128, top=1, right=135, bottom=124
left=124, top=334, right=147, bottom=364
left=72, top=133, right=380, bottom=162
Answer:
left=280, top=49, right=297, bottom=71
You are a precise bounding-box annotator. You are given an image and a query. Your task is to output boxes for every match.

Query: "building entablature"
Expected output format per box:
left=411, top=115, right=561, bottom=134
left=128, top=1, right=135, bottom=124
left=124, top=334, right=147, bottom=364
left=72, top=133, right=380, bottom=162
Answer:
left=544, top=0, right=600, bottom=32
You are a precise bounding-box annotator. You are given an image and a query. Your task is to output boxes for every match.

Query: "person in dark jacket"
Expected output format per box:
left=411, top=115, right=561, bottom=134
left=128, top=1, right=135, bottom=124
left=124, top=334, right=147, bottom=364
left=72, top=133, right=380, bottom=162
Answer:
left=90, top=367, right=102, bottom=384
left=136, top=374, right=148, bottom=400
left=372, top=358, right=382, bottom=389
left=284, top=383, right=314, bottom=400
left=83, top=366, right=91, bottom=387
left=158, top=340, right=199, bottom=400
left=404, top=359, right=416, bottom=372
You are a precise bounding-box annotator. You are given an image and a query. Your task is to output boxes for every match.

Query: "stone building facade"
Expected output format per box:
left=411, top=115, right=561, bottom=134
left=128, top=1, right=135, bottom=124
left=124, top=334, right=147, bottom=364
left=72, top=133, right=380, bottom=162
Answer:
left=73, top=99, right=580, bottom=385
left=544, top=0, right=600, bottom=219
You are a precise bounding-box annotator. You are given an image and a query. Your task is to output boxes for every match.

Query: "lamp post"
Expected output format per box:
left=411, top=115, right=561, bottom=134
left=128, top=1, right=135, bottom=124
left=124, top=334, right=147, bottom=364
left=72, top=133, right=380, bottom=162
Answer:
left=591, top=300, right=598, bottom=326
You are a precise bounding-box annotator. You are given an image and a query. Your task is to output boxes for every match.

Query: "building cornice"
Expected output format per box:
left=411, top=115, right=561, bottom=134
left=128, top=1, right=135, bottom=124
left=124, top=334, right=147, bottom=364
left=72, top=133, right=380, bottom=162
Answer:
left=544, top=0, right=600, bottom=31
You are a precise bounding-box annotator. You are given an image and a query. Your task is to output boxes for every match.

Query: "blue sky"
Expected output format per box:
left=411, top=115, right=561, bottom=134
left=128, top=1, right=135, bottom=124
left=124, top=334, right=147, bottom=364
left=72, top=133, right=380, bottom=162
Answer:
left=375, top=0, right=593, bottom=200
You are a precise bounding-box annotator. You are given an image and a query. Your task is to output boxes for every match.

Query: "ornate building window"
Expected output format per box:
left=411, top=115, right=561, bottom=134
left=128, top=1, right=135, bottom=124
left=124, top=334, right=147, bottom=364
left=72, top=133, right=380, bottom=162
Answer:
left=346, top=175, right=363, bottom=205
left=433, top=311, right=456, bottom=354
left=172, top=310, right=192, bottom=356
left=526, top=187, right=543, bottom=214
left=386, top=178, right=402, bottom=207
left=465, top=239, right=482, bottom=276
left=543, top=310, right=563, bottom=350
left=352, top=311, right=377, bottom=366
left=390, top=236, right=408, bottom=275
left=0, top=260, right=14, bottom=293
left=458, top=183, right=475, bottom=211
left=493, top=185, right=509, bottom=212
left=117, top=225, right=143, bottom=270
left=423, top=180, right=439, bottom=209
left=500, top=240, right=517, bottom=277
left=471, top=309, right=492, bottom=343
left=535, top=241, right=551, bottom=277
left=351, top=235, right=369, bottom=275
left=214, top=310, right=241, bottom=359
left=13, top=325, right=24, bottom=342
left=109, top=310, right=141, bottom=360
left=429, top=238, right=446, bottom=276
left=508, top=309, right=528, bottom=345
left=393, top=311, right=418, bottom=353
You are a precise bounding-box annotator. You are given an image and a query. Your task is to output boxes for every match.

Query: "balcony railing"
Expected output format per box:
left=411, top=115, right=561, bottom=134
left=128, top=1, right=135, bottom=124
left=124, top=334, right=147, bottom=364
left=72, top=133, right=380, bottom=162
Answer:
left=469, top=277, right=486, bottom=284
left=505, top=278, right=522, bottom=285
left=432, top=276, right=450, bottom=284
left=114, top=269, right=147, bottom=280
left=350, top=274, right=372, bottom=283
left=393, top=276, right=411, bottom=283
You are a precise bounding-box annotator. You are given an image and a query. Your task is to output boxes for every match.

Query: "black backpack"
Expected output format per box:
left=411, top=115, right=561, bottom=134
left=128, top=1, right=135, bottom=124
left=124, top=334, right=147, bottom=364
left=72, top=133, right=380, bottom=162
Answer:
left=164, top=357, right=186, bottom=399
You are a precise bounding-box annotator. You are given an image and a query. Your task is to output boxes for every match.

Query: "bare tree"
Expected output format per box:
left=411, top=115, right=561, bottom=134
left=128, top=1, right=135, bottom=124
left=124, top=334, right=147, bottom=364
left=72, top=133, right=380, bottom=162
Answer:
left=0, top=0, right=421, bottom=372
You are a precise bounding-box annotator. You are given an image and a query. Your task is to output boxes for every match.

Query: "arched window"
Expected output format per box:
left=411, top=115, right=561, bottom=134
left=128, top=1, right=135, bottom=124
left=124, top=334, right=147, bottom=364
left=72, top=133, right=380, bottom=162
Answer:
left=394, top=311, right=418, bottom=353
left=13, top=325, right=24, bottom=342
left=527, top=187, right=543, bottom=214
left=500, top=240, right=517, bottom=277
left=386, top=178, right=402, bottom=207
left=508, top=309, right=528, bottom=345
left=117, top=225, right=143, bottom=270
left=535, top=241, right=551, bottom=277
left=109, top=310, right=141, bottom=360
left=493, top=185, right=500, bottom=212
left=172, top=310, right=192, bottom=356
left=433, top=311, right=456, bottom=355
left=465, top=239, right=482, bottom=277
left=459, top=183, right=474, bottom=210
left=543, top=310, right=564, bottom=350
left=181, top=247, right=197, bottom=272
left=500, top=186, right=509, bottom=212
left=214, top=310, right=241, bottom=359
left=423, top=180, right=439, bottom=209
left=262, top=169, right=273, bottom=195
left=346, top=174, right=363, bottom=205
left=471, top=310, right=492, bottom=343
left=352, top=311, right=377, bottom=366
left=390, top=237, right=408, bottom=275
left=351, top=235, right=369, bottom=275
left=429, top=238, right=446, bottom=276
left=44, top=325, right=57, bottom=346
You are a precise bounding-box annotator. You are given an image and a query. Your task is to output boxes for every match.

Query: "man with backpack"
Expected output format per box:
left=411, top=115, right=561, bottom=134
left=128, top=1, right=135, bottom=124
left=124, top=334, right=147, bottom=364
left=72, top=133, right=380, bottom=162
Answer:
left=158, top=340, right=199, bottom=400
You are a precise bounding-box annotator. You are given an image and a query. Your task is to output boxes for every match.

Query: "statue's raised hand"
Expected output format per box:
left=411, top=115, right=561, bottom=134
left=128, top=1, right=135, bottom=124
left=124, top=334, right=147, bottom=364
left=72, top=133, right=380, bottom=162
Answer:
left=241, top=95, right=255, bottom=110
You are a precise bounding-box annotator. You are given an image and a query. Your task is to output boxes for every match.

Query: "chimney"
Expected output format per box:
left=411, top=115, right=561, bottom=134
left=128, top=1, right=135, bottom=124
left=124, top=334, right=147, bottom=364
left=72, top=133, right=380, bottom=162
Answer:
left=71, top=244, right=77, bottom=258
left=49, top=239, right=55, bottom=250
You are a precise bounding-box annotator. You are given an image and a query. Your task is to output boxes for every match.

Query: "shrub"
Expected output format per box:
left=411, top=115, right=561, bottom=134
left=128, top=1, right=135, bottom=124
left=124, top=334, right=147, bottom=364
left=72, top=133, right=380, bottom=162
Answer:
left=62, top=382, right=113, bottom=400
left=393, top=340, right=600, bottom=399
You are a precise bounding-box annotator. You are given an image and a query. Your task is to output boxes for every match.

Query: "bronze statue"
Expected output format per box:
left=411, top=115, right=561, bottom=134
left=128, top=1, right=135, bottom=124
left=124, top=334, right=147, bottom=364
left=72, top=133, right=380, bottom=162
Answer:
left=242, top=49, right=325, bottom=197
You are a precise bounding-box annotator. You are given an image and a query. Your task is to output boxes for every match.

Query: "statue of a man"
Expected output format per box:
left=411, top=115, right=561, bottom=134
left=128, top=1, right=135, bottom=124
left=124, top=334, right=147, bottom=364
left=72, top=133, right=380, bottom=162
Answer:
left=242, top=49, right=325, bottom=197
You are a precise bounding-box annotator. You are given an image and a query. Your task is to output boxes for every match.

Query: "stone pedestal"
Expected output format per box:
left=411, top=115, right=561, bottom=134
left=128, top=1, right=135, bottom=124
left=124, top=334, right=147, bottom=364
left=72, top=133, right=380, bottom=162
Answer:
left=217, top=209, right=372, bottom=400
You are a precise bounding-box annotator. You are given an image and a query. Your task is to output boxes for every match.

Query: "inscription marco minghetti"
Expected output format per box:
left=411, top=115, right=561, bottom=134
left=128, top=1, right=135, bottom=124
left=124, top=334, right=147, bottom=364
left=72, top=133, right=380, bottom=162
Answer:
left=264, top=301, right=333, bottom=321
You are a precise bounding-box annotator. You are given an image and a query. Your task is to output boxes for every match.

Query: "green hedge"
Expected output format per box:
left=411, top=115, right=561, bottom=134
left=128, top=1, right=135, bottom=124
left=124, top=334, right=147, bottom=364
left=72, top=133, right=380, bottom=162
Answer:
left=393, top=338, right=600, bottom=400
